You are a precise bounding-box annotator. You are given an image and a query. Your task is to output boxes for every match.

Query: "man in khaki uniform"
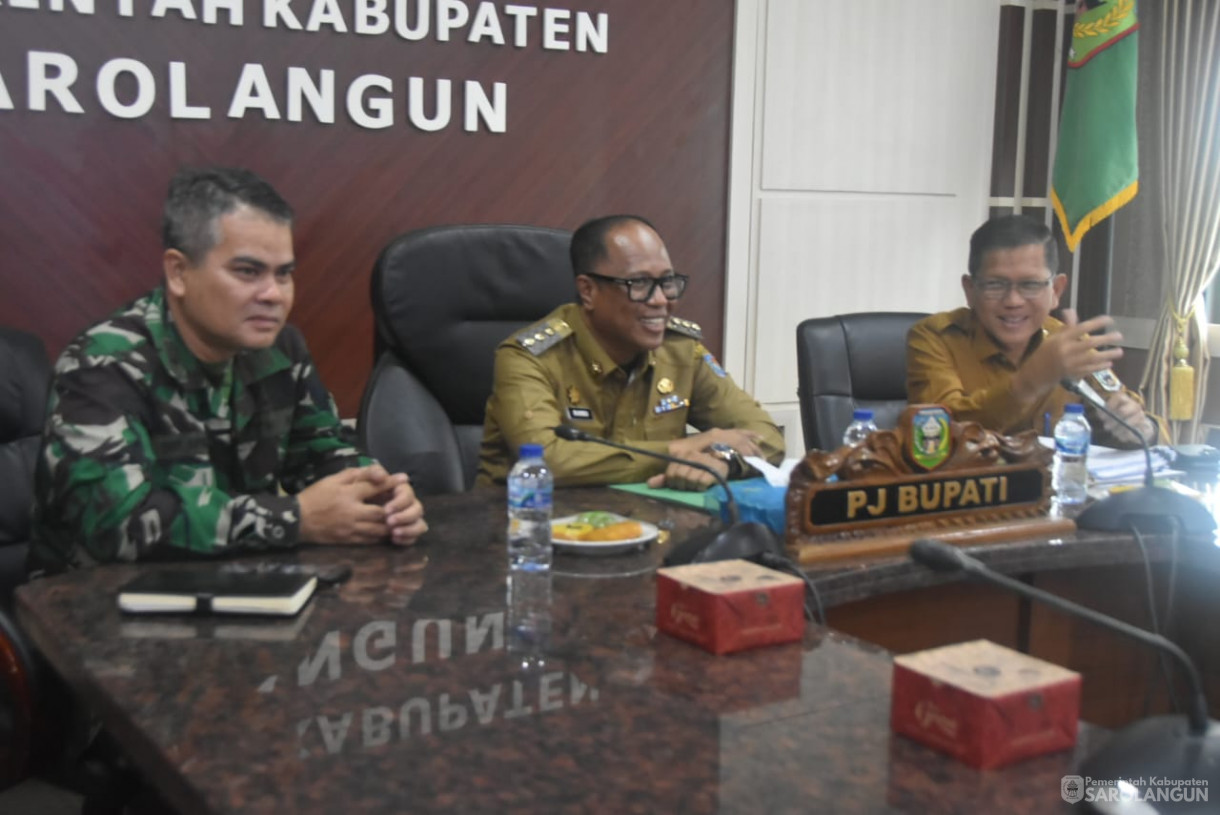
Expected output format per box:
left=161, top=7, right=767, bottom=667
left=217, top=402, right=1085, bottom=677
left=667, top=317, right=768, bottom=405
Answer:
left=477, top=215, right=784, bottom=490
left=906, top=214, right=1160, bottom=447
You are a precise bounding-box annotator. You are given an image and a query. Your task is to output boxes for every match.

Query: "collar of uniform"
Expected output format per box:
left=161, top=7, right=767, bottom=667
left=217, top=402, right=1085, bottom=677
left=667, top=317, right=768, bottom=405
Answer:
left=951, top=307, right=1058, bottom=369
left=149, top=286, right=291, bottom=389
left=236, top=334, right=292, bottom=383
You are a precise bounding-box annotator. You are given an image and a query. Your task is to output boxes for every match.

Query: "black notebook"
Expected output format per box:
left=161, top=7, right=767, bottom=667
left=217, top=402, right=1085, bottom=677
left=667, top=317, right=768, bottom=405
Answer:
left=117, top=569, right=318, bottom=617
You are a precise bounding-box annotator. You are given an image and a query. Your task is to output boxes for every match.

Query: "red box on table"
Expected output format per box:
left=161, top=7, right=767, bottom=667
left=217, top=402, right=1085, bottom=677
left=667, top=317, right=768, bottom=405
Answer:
left=655, top=559, right=806, bottom=655
left=890, top=639, right=1080, bottom=769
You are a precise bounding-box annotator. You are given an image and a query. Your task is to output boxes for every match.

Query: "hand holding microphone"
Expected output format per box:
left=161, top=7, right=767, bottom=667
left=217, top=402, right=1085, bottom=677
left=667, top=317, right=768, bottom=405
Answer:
left=1095, top=390, right=1158, bottom=446
left=1013, top=310, right=1124, bottom=402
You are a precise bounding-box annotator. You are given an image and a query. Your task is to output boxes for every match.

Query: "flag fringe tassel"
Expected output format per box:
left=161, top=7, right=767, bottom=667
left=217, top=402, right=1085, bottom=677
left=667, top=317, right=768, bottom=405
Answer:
left=1051, top=180, right=1139, bottom=252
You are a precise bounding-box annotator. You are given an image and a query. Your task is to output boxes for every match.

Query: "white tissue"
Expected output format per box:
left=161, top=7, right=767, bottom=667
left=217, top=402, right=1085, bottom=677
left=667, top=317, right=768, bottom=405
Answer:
left=745, top=456, right=800, bottom=486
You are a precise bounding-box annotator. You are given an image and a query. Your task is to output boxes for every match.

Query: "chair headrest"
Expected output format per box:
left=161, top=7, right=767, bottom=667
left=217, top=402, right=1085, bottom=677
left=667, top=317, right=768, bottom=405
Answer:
left=0, top=327, right=50, bottom=444
left=371, top=225, right=576, bottom=425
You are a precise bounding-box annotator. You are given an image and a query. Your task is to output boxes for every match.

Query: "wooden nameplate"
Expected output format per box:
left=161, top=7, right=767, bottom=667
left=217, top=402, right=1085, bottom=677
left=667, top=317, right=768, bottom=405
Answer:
left=796, top=517, right=1077, bottom=566
left=786, top=405, right=1071, bottom=561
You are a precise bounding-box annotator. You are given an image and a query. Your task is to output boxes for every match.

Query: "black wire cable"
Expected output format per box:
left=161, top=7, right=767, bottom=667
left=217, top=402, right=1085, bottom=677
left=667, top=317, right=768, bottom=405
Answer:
left=1130, top=520, right=1183, bottom=715
left=756, top=552, right=826, bottom=625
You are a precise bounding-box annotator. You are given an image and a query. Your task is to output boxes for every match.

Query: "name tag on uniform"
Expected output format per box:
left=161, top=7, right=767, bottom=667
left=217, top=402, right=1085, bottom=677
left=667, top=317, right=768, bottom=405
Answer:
left=567, top=406, right=593, bottom=421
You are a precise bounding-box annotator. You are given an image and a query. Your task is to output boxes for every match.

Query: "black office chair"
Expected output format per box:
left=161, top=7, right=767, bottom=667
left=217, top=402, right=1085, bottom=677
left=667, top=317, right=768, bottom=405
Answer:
left=0, top=327, right=50, bottom=609
left=795, top=312, right=928, bottom=452
left=0, top=327, right=52, bottom=789
left=358, top=224, right=575, bottom=495
left=0, top=327, right=177, bottom=810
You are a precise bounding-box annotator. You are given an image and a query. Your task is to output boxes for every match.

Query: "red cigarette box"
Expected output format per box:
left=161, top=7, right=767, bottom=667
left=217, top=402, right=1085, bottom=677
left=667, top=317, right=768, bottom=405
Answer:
left=656, top=559, right=806, bottom=655
left=890, top=639, right=1080, bottom=769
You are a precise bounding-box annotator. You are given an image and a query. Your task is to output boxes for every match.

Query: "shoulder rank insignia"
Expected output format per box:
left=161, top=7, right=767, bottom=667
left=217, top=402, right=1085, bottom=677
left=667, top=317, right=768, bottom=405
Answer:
left=665, top=316, right=702, bottom=340
left=514, top=318, right=572, bottom=356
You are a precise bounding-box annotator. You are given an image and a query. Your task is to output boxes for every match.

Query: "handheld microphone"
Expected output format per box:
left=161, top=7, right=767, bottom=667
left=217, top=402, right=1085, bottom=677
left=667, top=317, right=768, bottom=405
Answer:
left=551, top=425, right=781, bottom=566
left=910, top=538, right=1219, bottom=805
left=1061, top=378, right=1153, bottom=487
left=1057, top=380, right=1214, bottom=534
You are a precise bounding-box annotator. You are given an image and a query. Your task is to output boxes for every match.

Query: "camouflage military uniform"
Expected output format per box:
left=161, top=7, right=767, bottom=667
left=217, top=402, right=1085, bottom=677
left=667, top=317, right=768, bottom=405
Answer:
left=476, top=302, right=785, bottom=486
left=29, top=287, right=371, bottom=575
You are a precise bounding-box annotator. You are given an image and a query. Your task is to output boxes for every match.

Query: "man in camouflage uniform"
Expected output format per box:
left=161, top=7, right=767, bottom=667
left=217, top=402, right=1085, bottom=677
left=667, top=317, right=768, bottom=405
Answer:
left=477, top=215, right=784, bottom=490
left=29, top=167, right=427, bottom=575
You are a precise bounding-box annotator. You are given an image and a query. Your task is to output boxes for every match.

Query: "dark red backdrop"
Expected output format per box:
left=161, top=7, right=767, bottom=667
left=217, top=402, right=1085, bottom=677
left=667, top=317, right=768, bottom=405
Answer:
left=0, top=0, right=734, bottom=415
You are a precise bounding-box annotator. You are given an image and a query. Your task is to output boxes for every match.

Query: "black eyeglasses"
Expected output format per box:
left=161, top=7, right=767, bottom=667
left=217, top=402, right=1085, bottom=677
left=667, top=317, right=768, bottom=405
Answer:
left=583, top=272, right=689, bottom=302
left=974, top=276, right=1053, bottom=300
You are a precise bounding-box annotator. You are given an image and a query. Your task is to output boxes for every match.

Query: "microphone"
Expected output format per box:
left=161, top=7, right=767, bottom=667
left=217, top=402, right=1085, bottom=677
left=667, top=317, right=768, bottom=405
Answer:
left=551, top=425, right=782, bottom=566
left=910, top=538, right=1219, bottom=802
left=1061, top=378, right=1153, bottom=487
left=1057, top=379, right=1215, bottom=534
left=553, top=424, right=742, bottom=524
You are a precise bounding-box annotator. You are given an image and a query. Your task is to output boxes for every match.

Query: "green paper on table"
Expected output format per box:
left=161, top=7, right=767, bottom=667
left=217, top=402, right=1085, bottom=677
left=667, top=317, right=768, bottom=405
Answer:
left=611, top=478, right=787, bottom=535
left=609, top=481, right=713, bottom=509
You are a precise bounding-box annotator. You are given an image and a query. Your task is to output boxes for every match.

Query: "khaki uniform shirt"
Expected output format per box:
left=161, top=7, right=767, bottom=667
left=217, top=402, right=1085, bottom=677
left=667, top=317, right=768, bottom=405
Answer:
left=906, top=307, right=1162, bottom=448
left=477, top=303, right=785, bottom=486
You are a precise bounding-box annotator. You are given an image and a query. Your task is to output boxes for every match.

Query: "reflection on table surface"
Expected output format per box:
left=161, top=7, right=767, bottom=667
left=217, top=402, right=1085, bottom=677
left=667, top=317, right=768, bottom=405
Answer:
left=17, top=488, right=1099, bottom=814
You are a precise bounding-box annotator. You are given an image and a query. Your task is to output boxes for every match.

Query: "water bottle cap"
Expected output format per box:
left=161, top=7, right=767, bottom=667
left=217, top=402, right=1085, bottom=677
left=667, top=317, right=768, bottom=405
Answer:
left=852, top=408, right=874, bottom=421
left=518, top=443, right=544, bottom=459
left=1065, top=403, right=1085, bottom=415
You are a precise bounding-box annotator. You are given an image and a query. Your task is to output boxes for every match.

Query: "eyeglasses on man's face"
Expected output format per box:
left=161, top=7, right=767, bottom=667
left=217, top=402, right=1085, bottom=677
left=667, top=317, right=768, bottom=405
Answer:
left=584, top=272, right=689, bottom=302
left=974, top=276, right=1053, bottom=301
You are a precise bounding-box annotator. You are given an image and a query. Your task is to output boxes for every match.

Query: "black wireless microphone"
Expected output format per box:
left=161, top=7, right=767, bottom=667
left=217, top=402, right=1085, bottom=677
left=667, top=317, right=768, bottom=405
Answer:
left=1061, top=377, right=1153, bottom=485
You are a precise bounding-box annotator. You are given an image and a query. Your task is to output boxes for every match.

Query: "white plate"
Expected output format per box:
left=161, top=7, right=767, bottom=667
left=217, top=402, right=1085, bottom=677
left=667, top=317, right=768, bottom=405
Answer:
left=551, top=515, right=659, bottom=556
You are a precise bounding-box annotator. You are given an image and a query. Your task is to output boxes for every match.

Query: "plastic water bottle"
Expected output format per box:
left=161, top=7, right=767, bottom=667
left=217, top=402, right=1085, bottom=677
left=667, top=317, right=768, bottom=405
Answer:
left=507, top=568, right=552, bottom=671
left=842, top=408, right=879, bottom=447
left=1053, top=404, right=1091, bottom=508
left=507, top=443, right=553, bottom=572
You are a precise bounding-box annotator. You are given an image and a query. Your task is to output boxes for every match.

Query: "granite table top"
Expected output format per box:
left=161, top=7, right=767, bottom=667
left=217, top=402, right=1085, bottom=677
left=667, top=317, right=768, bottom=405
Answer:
left=17, top=488, right=1109, bottom=814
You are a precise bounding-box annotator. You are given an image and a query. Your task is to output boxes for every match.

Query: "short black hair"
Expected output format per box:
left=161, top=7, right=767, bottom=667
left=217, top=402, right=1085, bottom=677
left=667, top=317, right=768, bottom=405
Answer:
left=569, top=215, right=658, bottom=278
left=967, top=214, right=1058, bottom=277
left=162, top=167, right=293, bottom=263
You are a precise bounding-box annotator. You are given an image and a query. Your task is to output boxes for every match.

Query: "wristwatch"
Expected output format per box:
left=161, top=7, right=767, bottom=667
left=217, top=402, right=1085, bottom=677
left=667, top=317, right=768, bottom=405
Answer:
left=705, top=442, right=746, bottom=480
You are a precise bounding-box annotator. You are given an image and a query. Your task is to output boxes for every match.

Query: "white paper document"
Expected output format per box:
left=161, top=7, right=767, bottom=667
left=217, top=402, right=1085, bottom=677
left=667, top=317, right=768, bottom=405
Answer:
left=1038, top=437, right=1176, bottom=484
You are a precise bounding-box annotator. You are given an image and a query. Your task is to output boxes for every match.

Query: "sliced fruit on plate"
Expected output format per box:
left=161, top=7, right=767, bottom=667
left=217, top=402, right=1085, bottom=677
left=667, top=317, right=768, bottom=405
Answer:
left=580, top=520, right=644, bottom=541
left=552, top=521, right=594, bottom=541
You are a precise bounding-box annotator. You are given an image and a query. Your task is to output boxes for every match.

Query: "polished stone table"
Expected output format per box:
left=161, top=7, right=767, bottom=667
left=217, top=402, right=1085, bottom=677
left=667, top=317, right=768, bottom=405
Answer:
left=804, top=521, right=1220, bottom=730
left=17, top=489, right=1106, bottom=814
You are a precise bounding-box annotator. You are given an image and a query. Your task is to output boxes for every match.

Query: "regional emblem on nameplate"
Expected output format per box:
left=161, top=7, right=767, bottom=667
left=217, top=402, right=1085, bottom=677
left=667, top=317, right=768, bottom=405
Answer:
left=910, top=406, right=952, bottom=471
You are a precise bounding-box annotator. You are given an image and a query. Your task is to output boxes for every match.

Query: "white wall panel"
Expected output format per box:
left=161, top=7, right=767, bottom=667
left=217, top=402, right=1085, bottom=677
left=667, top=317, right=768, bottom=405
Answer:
left=752, top=196, right=968, bottom=405
left=726, top=0, right=1001, bottom=450
left=760, top=0, right=998, bottom=195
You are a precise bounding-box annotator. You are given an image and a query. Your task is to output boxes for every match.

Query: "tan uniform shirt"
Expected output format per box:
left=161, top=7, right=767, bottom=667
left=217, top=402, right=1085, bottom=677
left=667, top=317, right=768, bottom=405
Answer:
left=477, top=303, right=785, bottom=486
left=906, top=307, right=1162, bottom=448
